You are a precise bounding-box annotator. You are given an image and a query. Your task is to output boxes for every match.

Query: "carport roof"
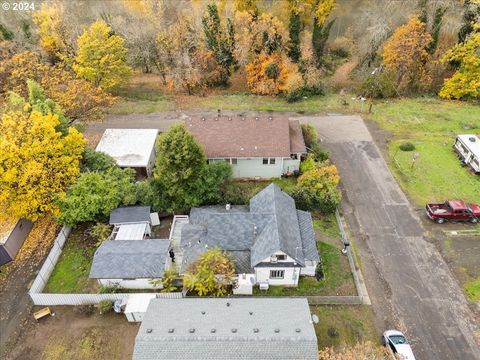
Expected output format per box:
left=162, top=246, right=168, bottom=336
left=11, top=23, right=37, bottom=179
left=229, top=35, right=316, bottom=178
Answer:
left=95, top=129, right=158, bottom=167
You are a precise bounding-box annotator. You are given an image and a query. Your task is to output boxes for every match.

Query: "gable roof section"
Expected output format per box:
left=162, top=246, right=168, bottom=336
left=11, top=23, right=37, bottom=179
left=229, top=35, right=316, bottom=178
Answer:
left=109, top=206, right=151, bottom=225
left=132, top=298, right=318, bottom=360
left=181, top=184, right=317, bottom=272
left=95, top=129, right=158, bottom=167
left=250, top=184, right=305, bottom=266
left=289, top=120, right=307, bottom=154
left=185, top=116, right=305, bottom=158
left=89, top=240, right=169, bottom=279
left=297, top=210, right=320, bottom=262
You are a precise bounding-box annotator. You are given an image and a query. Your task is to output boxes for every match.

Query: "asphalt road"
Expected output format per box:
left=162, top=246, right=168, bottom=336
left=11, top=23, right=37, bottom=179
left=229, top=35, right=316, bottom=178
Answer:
left=300, top=115, right=480, bottom=360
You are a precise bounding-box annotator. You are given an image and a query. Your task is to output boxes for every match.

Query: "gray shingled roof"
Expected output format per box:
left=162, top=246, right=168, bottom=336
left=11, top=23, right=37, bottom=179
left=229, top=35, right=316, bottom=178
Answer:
left=297, top=210, right=320, bottom=262
left=109, top=206, right=151, bottom=225
left=89, top=240, right=169, bottom=279
left=132, top=298, right=318, bottom=360
left=180, top=184, right=318, bottom=273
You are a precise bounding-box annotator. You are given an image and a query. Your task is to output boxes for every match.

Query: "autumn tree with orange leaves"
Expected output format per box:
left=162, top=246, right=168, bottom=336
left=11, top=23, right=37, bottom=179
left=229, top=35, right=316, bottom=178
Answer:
left=0, top=52, right=115, bottom=124
left=382, top=16, right=433, bottom=95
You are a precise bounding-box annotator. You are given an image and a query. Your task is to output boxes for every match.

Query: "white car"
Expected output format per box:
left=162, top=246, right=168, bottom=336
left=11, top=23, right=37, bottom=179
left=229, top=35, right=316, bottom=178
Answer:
left=382, top=330, right=416, bottom=360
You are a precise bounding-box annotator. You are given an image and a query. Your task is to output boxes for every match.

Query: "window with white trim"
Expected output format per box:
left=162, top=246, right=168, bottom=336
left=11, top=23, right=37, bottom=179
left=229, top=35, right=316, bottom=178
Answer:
left=270, top=270, right=285, bottom=279
left=269, top=158, right=276, bottom=164
left=263, top=158, right=268, bottom=164
left=231, top=158, right=237, bottom=165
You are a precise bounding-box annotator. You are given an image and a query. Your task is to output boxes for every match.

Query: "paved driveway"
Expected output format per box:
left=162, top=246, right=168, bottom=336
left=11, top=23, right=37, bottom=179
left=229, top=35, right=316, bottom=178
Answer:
left=299, top=115, right=480, bottom=360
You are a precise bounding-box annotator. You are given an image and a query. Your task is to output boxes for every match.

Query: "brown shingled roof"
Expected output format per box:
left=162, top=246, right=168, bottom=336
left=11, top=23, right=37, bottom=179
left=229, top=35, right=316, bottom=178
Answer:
left=185, top=116, right=306, bottom=158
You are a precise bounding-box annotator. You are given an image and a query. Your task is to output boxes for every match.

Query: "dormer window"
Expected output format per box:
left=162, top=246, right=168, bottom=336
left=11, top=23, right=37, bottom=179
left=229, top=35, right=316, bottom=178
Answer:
left=276, top=254, right=286, bottom=261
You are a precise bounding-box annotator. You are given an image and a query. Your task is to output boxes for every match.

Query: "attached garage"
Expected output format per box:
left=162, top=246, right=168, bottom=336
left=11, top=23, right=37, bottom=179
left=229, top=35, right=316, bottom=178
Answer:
left=0, top=218, right=34, bottom=266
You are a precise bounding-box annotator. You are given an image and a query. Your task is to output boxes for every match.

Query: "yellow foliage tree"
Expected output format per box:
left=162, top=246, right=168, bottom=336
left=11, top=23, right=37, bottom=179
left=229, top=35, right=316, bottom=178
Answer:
left=183, top=248, right=235, bottom=296
left=0, top=111, right=85, bottom=220
left=32, top=3, right=72, bottom=63
left=382, top=16, right=433, bottom=94
left=0, top=51, right=115, bottom=123
left=73, top=20, right=132, bottom=91
left=439, top=31, right=480, bottom=99
left=246, top=52, right=299, bottom=95
left=315, top=0, right=337, bottom=26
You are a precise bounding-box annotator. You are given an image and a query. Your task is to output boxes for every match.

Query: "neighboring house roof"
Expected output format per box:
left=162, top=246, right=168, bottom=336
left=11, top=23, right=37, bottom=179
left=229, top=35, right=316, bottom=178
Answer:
left=180, top=184, right=318, bottom=273
left=89, top=240, right=170, bottom=279
left=95, top=129, right=158, bottom=167
left=185, top=116, right=306, bottom=158
left=132, top=298, right=318, bottom=360
left=289, top=120, right=307, bottom=154
left=109, top=206, right=151, bottom=225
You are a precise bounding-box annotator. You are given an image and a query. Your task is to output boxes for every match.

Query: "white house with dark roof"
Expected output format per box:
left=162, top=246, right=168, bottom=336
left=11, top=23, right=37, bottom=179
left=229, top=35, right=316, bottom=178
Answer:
left=132, top=298, right=318, bottom=360
left=185, top=115, right=307, bottom=178
left=96, top=129, right=158, bottom=177
left=89, top=239, right=171, bottom=289
left=177, top=184, right=320, bottom=292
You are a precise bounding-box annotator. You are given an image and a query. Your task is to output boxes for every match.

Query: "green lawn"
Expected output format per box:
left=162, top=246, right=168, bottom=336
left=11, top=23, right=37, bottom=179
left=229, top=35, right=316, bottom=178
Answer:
left=311, top=305, right=379, bottom=349
left=313, top=213, right=341, bottom=239
left=364, top=97, right=480, bottom=206
left=253, top=241, right=355, bottom=296
left=388, top=137, right=480, bottom=205
left=44, top=226, right=98, bottom=293
left=464, top=278, right=480, bottom=303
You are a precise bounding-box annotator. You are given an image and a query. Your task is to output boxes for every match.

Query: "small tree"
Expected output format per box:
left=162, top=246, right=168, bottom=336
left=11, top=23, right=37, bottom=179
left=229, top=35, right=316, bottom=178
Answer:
left=91, top=223, right=112, bottom=246
left=183, top=248, right=235, bottom=296
left=73, top=20, right=131, bottom=90
left=158, top=269, right=178, bottom=292
left=98, top=300, right=112, bottom=315
left=294, top=162, right=341, bottom=213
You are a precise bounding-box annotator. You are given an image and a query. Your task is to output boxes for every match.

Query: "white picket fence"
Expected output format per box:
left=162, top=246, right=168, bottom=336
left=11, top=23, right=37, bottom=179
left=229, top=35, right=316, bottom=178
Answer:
left=28, top=225, right=181, bottom=306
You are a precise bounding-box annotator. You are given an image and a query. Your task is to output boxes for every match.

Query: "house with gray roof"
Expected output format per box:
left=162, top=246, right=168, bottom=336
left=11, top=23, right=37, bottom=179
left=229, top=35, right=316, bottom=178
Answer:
left=185, top=115, right=307, bottom=178
left=132, top=298, right=319, bottom=360
left=89, top=239, right=170, bottom=289
left=178, top=183, right=320, bottom=291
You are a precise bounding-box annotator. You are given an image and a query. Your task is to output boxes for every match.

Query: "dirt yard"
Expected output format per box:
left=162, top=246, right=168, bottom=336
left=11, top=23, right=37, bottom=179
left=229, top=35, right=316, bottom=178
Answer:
left=5, top=306, right=138, bottom=360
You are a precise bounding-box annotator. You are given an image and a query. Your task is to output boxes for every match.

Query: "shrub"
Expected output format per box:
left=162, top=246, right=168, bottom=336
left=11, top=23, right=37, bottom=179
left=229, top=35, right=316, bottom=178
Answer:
left=300, top=154, right=317, bottom=174
left=98, top=285, right=122, bottom=294
left=310, top=142, right=330, bottom=162
left=361, top=70, right=397, bottom=99
left=81, top=149, right=117, bottom=173
left=301, top=124, right=318, bottom=149
left=331, top=47, right=349, bottom=58
left=286, top=84, right=325, bottom=103
left=399, top=142, right=415, bottom=151
left=98, top=300, right=112, bottom=314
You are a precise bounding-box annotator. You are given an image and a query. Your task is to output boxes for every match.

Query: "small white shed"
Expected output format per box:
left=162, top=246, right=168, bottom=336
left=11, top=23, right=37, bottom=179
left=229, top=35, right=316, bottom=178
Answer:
left=96, top=129, right=159, bottom=177
left=454, top=134, right=480, bottom=173
left=125, top=294, right=157, bottom=322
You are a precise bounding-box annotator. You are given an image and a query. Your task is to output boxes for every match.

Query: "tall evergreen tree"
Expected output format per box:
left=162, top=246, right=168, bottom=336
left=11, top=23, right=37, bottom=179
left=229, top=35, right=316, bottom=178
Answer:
left=427, top=6, right=446, bottom=54
left=312, top=18, right=335, bottom=68
left=202, top=3, right=236, bottom=73
left=288, top=11, right=302, bottom=63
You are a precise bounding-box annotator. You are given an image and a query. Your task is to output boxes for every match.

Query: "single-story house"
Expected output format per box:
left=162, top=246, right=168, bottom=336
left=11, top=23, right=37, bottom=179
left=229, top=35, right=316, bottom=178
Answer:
left=89, top=240, right=170, bottom=289
left=0, top=218, right=33, bottom=266
left=132, top=298, right=319, bottom=360
left=185, top=115, right=307, bottom=178
left=178, top=183, right=320, bottom=292
left=110, top=206, right=152, bottom=240
left=454, top=134, right=480, bottom=173
left=95, top=129, right=158, bottom=177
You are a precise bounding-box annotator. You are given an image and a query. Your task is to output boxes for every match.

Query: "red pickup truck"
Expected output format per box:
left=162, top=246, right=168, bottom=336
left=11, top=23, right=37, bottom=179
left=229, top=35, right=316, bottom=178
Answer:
left=426, top=200, right=480, bottom=224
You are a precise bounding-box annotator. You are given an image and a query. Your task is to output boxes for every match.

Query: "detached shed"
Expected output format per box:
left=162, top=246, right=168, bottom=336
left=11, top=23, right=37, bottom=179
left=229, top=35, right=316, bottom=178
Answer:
left=89, top=240, right=171, bottom=289
left=96, top=129, right=159, bottom=177
left=0, top=218, right=34, bottom=266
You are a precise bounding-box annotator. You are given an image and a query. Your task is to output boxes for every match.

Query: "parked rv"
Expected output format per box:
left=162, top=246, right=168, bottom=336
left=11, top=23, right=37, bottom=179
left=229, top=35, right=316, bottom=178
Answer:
left=454, top=134, right=480, bottom=174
